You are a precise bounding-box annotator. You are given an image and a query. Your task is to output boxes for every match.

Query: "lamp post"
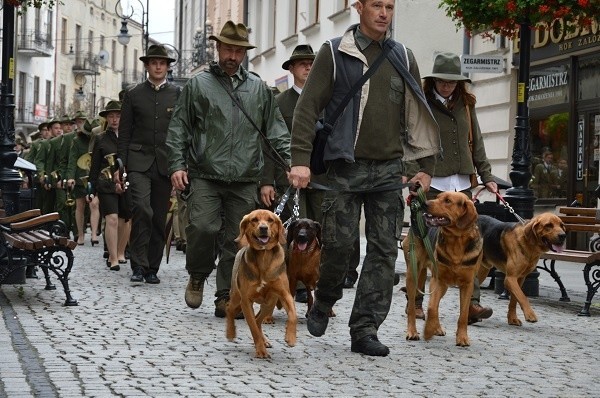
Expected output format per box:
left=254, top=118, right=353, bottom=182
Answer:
left=115, top=0, right=149, bottom=80
left=0, top=4, right=23, bottom=215
left=504, top=18, right=535, bottom=219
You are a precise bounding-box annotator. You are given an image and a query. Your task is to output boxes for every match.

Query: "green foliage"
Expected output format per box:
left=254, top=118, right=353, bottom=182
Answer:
left=439, top=0, right=600, bottom=38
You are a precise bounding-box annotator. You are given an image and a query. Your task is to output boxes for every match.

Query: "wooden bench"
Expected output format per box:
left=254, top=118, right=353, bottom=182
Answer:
left=538, top=206, right=600, bottom=316
left=0, top=210, right=78, bottom=306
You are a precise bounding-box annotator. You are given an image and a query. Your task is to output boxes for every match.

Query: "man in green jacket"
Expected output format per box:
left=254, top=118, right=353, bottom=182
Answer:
left=167, top=21, right=290, bottom=318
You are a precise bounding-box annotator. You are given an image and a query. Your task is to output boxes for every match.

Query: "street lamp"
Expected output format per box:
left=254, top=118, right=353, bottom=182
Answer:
left=193, top=19, right=213, bottom=67
left=0, top=4, right=24, bottom=215
left=115, top=0, right=149, bottom=54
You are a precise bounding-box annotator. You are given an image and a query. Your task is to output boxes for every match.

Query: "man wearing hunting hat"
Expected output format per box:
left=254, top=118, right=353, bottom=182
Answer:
left=54, top=114, right=77, bottom=238
left=167, top=21, right=290, bottom=317
left=116, top=44, right=181, bottom=285
left=34, top=117, right=62, bottom=215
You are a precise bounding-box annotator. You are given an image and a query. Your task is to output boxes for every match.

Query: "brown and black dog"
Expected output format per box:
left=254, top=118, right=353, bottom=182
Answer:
left=286, top=218, right=322, bottom=316
left=476, top=213, right=566, bottom=326
left=404, top=191, right=482, bottom=347
left=226, top=209, right=297, bottom=359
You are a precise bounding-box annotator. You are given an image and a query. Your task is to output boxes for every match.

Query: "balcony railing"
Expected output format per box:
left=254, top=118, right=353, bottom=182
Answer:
left=72, top=51, right=101, bottom=76
left=17, top=30, right=54, bottom=57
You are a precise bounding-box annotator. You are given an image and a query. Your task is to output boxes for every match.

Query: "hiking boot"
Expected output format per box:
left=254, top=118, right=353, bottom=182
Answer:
left=214, top=294, right=243, bottom=319
left=306, top=305, right=329, bottom=337
left=351, top=335, right=390, bottom=357
left=468, top=303, right=493, bottom=325
left=185, top=276, right=205, bottom=309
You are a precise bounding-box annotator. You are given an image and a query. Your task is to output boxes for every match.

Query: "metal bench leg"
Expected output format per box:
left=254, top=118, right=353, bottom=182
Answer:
left=537, top=259, right=570, bottom=302
left=37, top=255, right=56, bottom=291
left=43, top=247, right=78, bottom=306
left=578, top=262, right=600, bottom=317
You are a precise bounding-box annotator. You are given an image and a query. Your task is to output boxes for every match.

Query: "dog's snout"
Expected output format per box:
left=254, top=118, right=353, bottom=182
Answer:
left=558, top=232, right=566, bottom=244
left=259, top=225, right=269, bottom=235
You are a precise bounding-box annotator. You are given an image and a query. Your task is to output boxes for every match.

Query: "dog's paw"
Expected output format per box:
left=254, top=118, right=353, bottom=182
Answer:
left=262, top=316, right=275, bottom=324
left=455, top=335, right=470, bottom=347
left=255, top=349, right=271, bottom=359
left=406, top=332, right=420, bottom=341
left=508, top=317, right=523, bottom=326
left=524, top=312, right=538, bottom=323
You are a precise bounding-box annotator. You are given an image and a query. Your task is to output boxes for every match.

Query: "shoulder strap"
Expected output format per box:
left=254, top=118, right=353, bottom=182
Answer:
left=324, top=41, right=394, bottom=130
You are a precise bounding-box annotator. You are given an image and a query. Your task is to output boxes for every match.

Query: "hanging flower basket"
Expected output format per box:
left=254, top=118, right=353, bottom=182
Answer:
left=439, top=0, right=600, bottom=38
left=4, top=0, right=24, bottom=7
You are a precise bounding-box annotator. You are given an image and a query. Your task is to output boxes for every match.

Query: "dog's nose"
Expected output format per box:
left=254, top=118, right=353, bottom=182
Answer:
left=259, top=225, right=269, bottom=234
left=558, top=233, right=566, bottom=243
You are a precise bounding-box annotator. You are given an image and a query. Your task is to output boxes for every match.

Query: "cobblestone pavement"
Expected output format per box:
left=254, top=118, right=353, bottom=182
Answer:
left=1, top=238, right=599, bottom=397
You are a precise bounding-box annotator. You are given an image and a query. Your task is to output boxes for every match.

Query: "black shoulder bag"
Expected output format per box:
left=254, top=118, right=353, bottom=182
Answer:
left=310, top=41, right=393, bottom=175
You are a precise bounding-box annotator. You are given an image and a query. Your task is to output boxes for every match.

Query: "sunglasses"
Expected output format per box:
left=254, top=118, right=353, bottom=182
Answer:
left=434, top=79, right=458, bottom=86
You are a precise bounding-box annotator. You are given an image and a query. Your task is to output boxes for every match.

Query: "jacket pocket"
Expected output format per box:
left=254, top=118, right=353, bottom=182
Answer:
left=389, top=76, right=405, bottom=104
left=394, top=191, right=406, bottom=241
left=321, top=196, right=337, bottom=244
left=130, top=144, right=143, bottom=151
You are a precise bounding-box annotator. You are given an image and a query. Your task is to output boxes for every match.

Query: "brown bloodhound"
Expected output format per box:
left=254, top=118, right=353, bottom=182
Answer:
left=403, top=191, right=483, bottom=347
left=225, top=209, right=297, bottom=359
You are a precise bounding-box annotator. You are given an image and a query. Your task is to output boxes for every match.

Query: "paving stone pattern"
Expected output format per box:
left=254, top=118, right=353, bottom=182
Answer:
left=1, top=240, right=599, bottom=397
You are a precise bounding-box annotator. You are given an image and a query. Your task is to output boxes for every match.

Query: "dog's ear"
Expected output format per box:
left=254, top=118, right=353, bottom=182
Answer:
left=456, top=199, right=478, bottom=230
left=274, top=216, right=287, bottom=245
left=314, top=221, right=323, bottom=248
left=287, top=219, right=298, bottom=247
left=235, top=214, right=250, bottom=246
left=524, top=218, right=540, bottom=245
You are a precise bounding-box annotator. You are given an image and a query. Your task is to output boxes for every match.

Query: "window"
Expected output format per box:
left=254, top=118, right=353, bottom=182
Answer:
left=123, top=44, right=128, bottom=76
left=88, top=30, right=93, bottom=56
left=59, top=84, right=66, bottom=115
left=334, top=0, right=350, bottom=12
left=75, top=24, right=82, bottom=63
left=47, top=10, right=53, bottom=46
left=18, top=72, right=26, bottom=109
left=308, top=0, right=320, bottom=25
left=35, top=8, right=41, bottom=33
left=100, top=35, right=105, bottom=51
left=34, top=76, right=40, bottom=105
left=133, top=49, right=139, bottom=80
left=111, top=40, right=116, bottom=69
left=45, top=80, right=52, bottom=107
left=61, top=18, right=67, bottom=54
left=287, top=0, right=298, bottom=37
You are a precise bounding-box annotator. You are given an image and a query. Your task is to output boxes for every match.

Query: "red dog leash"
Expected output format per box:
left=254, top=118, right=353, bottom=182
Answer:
left=472, top=187, right=527, bottom=225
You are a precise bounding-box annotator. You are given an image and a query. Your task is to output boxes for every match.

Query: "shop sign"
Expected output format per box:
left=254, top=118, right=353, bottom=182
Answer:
left=528, top=65, right=569, bottom=109
left=461, top=55, right=504, bottom=73
left=577, top=120, right=584, bottom=181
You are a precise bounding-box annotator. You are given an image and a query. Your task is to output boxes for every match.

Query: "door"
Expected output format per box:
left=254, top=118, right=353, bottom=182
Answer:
left=575, top=110, right=600, bottom=207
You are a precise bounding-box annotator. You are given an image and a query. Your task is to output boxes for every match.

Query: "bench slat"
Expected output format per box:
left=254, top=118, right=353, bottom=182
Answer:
left=558, top=207, right=599, bottom=217
left=559, top=215, right=598, bottom=224
left=563, top=224, right=600, bottom=233
left=540, top=249, right=600, bottom=264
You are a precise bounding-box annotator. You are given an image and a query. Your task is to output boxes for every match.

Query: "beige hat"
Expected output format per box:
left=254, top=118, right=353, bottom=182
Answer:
left=423, top=52, right=471, bottom=83
left=209, top=21, right=255, bottom=49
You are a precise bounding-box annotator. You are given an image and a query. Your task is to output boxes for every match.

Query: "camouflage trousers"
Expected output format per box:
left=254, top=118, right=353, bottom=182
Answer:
left=314, top=158, right=405, bottom=342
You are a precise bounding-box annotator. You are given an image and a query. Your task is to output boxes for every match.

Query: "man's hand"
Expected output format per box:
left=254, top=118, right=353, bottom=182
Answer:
left=67, top=179, right=75, bottom=188
left=171, top=170, right=188, bottom=191
left=485, top=181, right=498, bottom=194
left=408, top=172, right=432, bottom=195
left=260, top=185, right=276, bottom=207
left=288, top=166, right=311, bottom=189
left=112, top=170, right=122, bottom=185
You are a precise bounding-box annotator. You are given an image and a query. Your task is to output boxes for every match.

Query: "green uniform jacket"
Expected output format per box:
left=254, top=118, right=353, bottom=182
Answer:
left=167, top=61, right=290, bottom=183
left=33, top=139, right=51, bottom=179
left=66, top=133, right=92, bottom=185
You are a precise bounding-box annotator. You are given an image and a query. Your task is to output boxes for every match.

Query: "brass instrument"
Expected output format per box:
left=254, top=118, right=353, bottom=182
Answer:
left=50, top=170, right=61, bottom=188
left=77, top=152, right=92, bottom=170
left=105, top=153, right=116, bottom=168
left=80, top=176, right=94, bottom=199
left=116, top=157, right=129, bottom=190
left=100, top=167, right=113, bottom=180
left=65, top=183, right=75, bottom=207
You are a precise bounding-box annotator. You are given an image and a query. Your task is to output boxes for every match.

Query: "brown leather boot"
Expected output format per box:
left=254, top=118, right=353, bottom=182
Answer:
left=401, top=287, right=425, bottom=320
left=468, top=303, right=493, bottom=325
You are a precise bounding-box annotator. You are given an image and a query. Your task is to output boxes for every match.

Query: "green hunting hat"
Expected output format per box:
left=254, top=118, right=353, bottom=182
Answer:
left=139, top=44, right=176, bottom=64
left=282, top=44, right=316, bottom=69
left=60, top=114, right=72, bottom=124
left=90, top=118, right=101, bottom=129
left=424, top=52, right=471, bottom=83
left=38, top=121, right=48, bottom=130
left=98, top=100, right=122, bottom=117
left=81, top=119, right=94, bottom=135
left=47, top=117, right=61, bottom=128
left=72, top=110, right=87, bottom=121
left=209, top=20, right=255, bottom=49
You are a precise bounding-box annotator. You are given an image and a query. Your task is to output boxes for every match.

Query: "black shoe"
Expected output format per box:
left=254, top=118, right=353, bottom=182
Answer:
left=144, top=273, right=160, bottom=284
left=343, top=276, right=356, bottom=289
left=130, top=267, right=144, bottom=283
left=306, top=305, right=329, bottom=337
left=351, top=335, right=390, bottom=357
left=394, top=272, right=401, bottom=286
left=295, top=289, right=308, bottom=303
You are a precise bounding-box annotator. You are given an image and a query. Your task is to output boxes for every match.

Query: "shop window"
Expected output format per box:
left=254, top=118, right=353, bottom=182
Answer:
left=530, top=112, right=569, bottom=200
